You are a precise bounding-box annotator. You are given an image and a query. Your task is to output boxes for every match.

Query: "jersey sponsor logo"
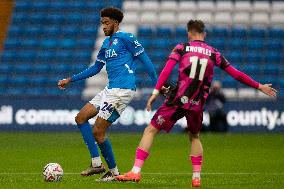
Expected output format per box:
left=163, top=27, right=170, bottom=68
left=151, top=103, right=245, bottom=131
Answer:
left=186, top=46, right=211, bottom=56
left=105, top=49, right=117, bottom=58
left=156, top=115, right=165, bottom=125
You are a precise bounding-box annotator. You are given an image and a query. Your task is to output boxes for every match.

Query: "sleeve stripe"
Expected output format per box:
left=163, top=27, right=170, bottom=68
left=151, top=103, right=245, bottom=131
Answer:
left=134, top=48, right=145, bottom=57
left=96, top=58, right=106, bottom=64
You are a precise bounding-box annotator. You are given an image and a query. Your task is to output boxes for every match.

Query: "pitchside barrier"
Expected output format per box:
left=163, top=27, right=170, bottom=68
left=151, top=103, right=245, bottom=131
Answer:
left=0, top=97, right=283, bottom=132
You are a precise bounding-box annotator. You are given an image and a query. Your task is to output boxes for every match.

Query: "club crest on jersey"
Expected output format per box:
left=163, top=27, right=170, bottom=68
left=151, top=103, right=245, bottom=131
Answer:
left=105, top=49, right=117, bottom=58
left=113, top=39, right=118, bottom=45
left=156, top=115, right=165, bottom=125
left=181, top=96, right=189, bottom=104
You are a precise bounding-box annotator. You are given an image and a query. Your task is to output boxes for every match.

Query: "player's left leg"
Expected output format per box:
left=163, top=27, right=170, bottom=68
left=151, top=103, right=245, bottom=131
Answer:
left=93, top=116, right=119, bottom=182
left=186, top=109, right=204, bottom=187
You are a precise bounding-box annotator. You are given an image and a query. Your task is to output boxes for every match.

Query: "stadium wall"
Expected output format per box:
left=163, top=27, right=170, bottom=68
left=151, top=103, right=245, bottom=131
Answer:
left=0, top=97, right=283, bottom=132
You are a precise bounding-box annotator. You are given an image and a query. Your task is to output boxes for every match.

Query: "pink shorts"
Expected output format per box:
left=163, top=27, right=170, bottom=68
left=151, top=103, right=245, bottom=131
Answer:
left=150, top=102, right=203, bottom=134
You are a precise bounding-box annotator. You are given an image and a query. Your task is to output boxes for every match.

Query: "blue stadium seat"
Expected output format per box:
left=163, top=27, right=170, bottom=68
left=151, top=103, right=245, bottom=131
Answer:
left=140, top=38, right=153, bottom=49
left=212, top=27, right=230, bottom=38
left=29, top=13, right=46, bottom=23
left=264, top=52, right=281, bottom=63
left=226, top=51, right=244, bottom=64
left=231, top=26, right=247, bottom=38
left=247, top=39, right=264, bottom=51
left=33, top=64, right=50, bottom=73
left=248, top=27, right=267, bottom=38
left=230, top=39, right=244, bottom=50
left=266, top=40, right=282, bottom=50
left=13, top=64, right=32, bottom=73
left=156, top=27, right=173, bottom=37
left=269, top=28, right=284, bottom=39
left=0, top=64, right=12, bottom=73
left=138, top=26, right=154, bottom=37
left=262, top=64, right=279, bottom=75
left=25, top=88, right=43, bottom=96
left=210, top=39, right=226, bottom=50
left=175, top=26, right=187, bottom=37
left=246, top=51, right=262, bottom=63
left=10, top=76, right=29, bottom=85
left=6, top=88, right=24, bottom=95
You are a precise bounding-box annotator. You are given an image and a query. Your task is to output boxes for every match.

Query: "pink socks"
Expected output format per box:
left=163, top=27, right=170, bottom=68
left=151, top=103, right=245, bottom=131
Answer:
left=190, top=155, right=203, bottom=173
left=132, top=148, right=149, bottom=173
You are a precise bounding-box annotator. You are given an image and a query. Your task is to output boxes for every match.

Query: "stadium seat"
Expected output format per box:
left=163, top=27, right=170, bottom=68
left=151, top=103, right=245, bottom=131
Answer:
left=251, top=13, right=269, bottom=26
left=214, top=13, right=233, bottom=26
left=160, top=1, right=178, bottom=12
left=272, top=1, right=284, bottom=13
left=158, top=12, right=176, bottom=26
left=195, top=12, right=213, bottom=26
left=234, top=1, right=252, bottom=13
left=123, top=1, right=141, bottom=12
left=232, top=12, right=250, bottom=26
left=270, top=13, right=284, bottom=27
left=175, top=26, right=187, bottom=37
left=268, top=27, right=284, bottom=39
left=231, top=26, right=247, bottom=38
left=212, top=27, right=230, bottom=38
left=248, top=27, right=267, bottom=38
left=264, top=52, right=281, bottom=63
left=178, top=1, right=197, bottom=12
left=140, top=12, right=158, bottom=25
left=177, top=12, right=195, bottom=26
left=156, top=27, right=173, bottom=37
left=138, top=26, right=154, bottom=37
left=141, top=1, right=159, bottom=12
left=216, top=1, right=234, bottom=12
left=197, top=1, right=215, bottom=12
left=0, top=64, right=12, bottom=73
left=123, top=12, right=139, bottom=24
left=252, top=1, right=271, bottom=13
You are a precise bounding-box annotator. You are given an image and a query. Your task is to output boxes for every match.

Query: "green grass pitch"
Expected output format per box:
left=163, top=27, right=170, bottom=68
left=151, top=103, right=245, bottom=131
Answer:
left=0, top=132, right=283, bottom=188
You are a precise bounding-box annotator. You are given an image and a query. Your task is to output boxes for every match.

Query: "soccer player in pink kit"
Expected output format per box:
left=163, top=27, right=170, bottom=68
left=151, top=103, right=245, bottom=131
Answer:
left=116, top=20, right=277, bottom=187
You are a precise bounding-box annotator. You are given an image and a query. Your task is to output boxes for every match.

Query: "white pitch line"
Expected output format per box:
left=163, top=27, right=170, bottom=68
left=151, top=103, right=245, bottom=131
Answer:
left=0, top=172, right=284, bottom=175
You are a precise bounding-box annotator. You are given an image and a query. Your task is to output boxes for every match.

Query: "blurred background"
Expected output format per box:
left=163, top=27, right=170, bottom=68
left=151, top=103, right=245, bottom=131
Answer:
left=0, top=0, right=283, bottom=132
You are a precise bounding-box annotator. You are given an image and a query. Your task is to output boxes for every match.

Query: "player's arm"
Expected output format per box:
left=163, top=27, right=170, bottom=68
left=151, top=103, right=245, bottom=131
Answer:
left=57, top=60, right=105, bottom=90
left=224, top=65, right=277, bottom=98
left=136, top=51, right=158, bottom=85
left=122, top=33, right=158, bottom=85
left=58, top=43, right=106, bottom=90
left=146, top=58, right=177, bottom=111
left=146, top=44, right=182, bottom=111
left=215, top=50, right=277, bottom=98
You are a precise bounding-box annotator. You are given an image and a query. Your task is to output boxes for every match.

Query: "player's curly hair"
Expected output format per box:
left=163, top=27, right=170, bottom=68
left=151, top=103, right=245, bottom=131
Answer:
left=187, top=20, right=205, bottom=33
left=100, top=7, right=124, bottom=23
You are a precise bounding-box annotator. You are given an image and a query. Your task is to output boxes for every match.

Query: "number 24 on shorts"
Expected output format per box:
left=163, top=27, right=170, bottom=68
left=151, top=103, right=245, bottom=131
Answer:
left=101, top=102, right=114, bottom=113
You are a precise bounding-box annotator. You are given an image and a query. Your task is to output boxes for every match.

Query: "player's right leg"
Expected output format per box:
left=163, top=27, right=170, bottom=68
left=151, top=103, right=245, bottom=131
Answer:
left=115, top=124, right=159, bottom=182
left=116, top=103, right=181, bottom=182
left=75, top=103, right=106, bottom=176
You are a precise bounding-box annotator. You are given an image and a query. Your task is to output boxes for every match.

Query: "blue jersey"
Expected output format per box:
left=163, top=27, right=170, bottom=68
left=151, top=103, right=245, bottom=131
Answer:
left=71, top=31, right=157, bottom=90
left=97, top=31, right=144, bottom=89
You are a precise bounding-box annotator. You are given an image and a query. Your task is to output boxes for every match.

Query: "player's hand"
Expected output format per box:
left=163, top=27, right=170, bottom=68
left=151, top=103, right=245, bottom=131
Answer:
left=258, top=84, right=277, bottom=98
left=57, top=77, right=71, bottom=90
left=160, top=86, right=170, bottom=96
left=146, top=94, right=158, bottom=111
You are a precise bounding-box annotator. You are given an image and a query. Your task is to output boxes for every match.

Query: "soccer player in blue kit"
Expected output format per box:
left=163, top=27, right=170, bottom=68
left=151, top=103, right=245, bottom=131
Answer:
left=58, top=7, right=158, bottom=181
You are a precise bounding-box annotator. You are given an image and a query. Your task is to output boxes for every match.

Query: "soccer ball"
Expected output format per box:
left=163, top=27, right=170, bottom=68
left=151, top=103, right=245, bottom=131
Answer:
left=43, top=163, right=64, bottom=182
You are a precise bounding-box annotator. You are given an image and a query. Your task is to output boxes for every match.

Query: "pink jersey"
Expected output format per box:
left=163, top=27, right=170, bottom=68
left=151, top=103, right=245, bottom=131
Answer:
left=161, top=40, right=230, bottom=109
left=154, top=40, right=259, bottom=110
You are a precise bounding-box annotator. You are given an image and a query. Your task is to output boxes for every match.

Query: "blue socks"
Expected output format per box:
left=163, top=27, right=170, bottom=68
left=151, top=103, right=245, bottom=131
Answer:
left=78, top=122, right=100, bottom=158
left=98, top=138, right=117, bottom=169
